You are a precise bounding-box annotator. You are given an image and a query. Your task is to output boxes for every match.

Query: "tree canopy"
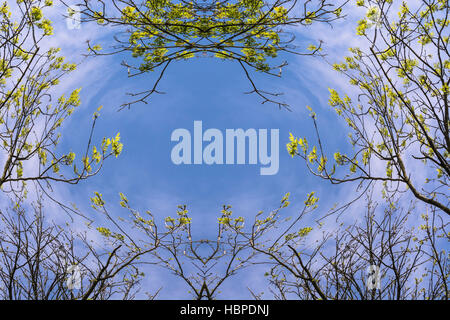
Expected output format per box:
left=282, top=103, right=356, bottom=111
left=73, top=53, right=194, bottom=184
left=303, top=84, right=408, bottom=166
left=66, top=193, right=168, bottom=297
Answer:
left=76, top=0, right=347, bottom=108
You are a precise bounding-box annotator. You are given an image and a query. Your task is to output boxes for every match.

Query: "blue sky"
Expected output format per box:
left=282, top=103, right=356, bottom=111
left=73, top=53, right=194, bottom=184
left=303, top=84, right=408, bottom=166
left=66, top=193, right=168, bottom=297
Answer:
left=8, top=1, right=443, bottom=299
left=35, top=2, right=368, bottom=299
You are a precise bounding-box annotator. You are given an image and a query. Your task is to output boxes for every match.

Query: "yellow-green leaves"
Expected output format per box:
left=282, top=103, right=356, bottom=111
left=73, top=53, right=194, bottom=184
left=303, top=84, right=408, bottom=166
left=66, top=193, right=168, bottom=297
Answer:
left=287, top=133, right=308, bottom=158
left=96, top=225, right=125, bottom=241
left=92, top=146, right=101, bottom=163
left=94, top=11, right=105, bottom=24
left=328, top=88, right=343, bottom=107
left=121, top=6, right=137, bottom=22
left=218, top=207, right=231, bottom=223
left=298, top=226, right=313, bottom=237
left=116, top=0, right=288, bottom=70
left=304, top=191, right=318, bottom=208
left=90, top=44, right=102, bottom=52
left=91, top=192, right=105, bottom=208
left=28, top=5, right=54, bottom=35
left=165, top=205, right=192, bottom=229
left=285, top=226, right=312, bottom=241
left=356, top=18, right=368, bottom=35
left=16, top=161, right=23, bottom=178
left=65, top=152, right=75, bottom=165
left=97, top=227, right=112, bottom=237
left=366, top=5, right=380, bottom=24
left=100, top=133, right=124, bottom=157
left=378, top=48, right=396, bottom=61
left=334, top=152, right=345, bottom=166
left=397, top=59, right=418, bottom=83
left=318, top=156, right=327, bottom=173
left=308, top=146, right=317, bottom=164
left=82, top=156, right=92, bottom=173
left=281, top=192, right=290, bottom=208
left=36, top=18, right=53, bottom=35
left=0, top=2, right=10, bottom=17
left=31, top=7, right=43, bottom=21
left=119, top=192, right=128, bottom=208
left=218, top=204, right=238, bottom=226
left=362, top=149, right=370, bottom=165
left=67, top=88, right=82, bottom=107
left=111, top=133, right=123, bottom=157
left=62, top=63, right=77, bottom=72
left=272, top=6, right=288, bottom=22
left=287, top=133, right=299, bottom=157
